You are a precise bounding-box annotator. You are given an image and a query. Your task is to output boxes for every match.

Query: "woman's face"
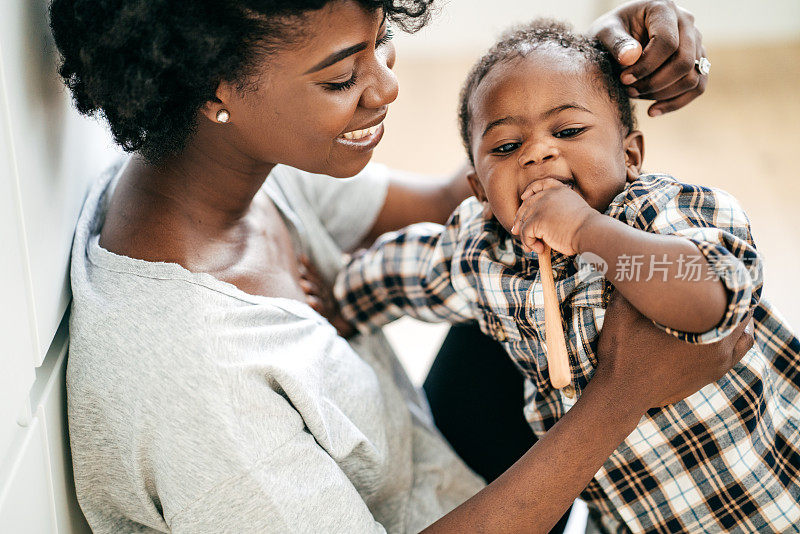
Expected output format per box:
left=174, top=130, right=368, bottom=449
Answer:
left=216, top=0, right=397, bottom=178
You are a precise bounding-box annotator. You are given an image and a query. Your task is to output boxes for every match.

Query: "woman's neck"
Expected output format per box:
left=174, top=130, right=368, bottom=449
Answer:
left=135, top=138, right=276, bottom=231
left=99, top=136, right=279, bottom=268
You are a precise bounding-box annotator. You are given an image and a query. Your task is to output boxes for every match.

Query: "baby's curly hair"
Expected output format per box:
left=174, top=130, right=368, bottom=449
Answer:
left=49, top=0, right=433, bottom=163
left=458, top=19, right=635, bottom=165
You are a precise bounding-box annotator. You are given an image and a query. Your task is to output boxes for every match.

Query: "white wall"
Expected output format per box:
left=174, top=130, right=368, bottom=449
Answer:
left=394, top=0, right=800, bottom=57
left=672, top=0, right=800, bottom=44
left=0, top=0, right=119, bottom=531
left=395, top=0, right=601, bottom=57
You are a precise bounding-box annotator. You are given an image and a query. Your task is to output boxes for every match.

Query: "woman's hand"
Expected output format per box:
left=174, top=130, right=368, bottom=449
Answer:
left=424, top=293, right=753, bottom=534
left=589, top=0, right=707, bottom=116
left=298, top=256, right=355, bottom=338
left=594, top=292, right=755, bottom=408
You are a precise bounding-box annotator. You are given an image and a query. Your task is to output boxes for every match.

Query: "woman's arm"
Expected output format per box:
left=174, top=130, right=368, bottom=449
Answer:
left=424, top=366, right=644, bottom=534
left=424, top=294, right=754, bottom=534
left=360, top=162, right=473, bottom=247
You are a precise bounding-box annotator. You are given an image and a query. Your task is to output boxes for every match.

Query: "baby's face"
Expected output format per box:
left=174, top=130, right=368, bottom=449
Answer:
left=467, top=48, right=643, bottom=234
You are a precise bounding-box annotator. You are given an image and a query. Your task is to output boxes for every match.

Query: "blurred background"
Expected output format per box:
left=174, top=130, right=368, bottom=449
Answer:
left=376, top=0, right=800, bottom=386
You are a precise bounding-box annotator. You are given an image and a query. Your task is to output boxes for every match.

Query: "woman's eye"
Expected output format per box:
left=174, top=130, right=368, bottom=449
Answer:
left=376, top=27, right=394, bottom=47
left=321, top=28, right=392, bottom=92
left=324, top=73, right=358, bottom=92
left=554, top=127, right=585, bottom=139
left=491, top=142, right=521, bottom=154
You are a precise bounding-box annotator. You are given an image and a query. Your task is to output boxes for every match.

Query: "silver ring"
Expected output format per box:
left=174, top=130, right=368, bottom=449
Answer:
left=695, top=57, right=711, bottom=76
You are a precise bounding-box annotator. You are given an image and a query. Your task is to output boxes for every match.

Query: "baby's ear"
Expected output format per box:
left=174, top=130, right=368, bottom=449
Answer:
left=466, top=170, right=487, bottom=202
left=623, top=130, right=645, bottom=182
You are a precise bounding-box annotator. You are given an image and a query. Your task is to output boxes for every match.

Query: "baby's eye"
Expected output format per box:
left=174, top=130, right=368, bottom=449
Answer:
left=491, top=142, right=521, bottom=154
left=554, top=127, right=585, bottom=139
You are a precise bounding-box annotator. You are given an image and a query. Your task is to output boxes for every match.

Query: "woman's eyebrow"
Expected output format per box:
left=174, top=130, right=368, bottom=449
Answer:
left=305, top=43, right=368, bottom=74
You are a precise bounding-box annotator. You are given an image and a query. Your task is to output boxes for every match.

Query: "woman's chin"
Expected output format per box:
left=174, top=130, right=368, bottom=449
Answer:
left=324, top=149, right=376, bottom=179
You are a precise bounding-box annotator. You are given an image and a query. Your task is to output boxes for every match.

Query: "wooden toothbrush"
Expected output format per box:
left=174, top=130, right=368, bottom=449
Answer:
left=538, top=245, right=572, bottom=390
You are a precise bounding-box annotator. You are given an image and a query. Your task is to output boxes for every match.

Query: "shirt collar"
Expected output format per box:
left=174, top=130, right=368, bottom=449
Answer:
left=480, top=217, right=611, bottom=312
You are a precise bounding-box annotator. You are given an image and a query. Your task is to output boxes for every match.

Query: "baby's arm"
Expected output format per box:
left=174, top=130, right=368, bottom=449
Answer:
left=577, top=214, right=727, bottom=333
left=333, top=200, right=480, bottom=335
left=515, top=177, right=761, bottom=340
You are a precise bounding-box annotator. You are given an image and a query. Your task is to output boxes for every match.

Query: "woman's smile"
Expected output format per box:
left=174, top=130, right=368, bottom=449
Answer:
left=335, top=121, right=385, bottom=150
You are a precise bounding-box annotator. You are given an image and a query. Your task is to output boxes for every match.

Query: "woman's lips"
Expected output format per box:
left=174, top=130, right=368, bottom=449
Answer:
left=336, top=122, right=384, bottom=150
left=341, top=123, right=381, bottom=140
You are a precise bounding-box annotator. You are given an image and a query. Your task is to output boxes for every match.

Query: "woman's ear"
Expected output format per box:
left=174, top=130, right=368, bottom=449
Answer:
left=466, top=170, right=487, bottom=202
left=623, top=130, right=644, bottom=182
left=201, top=81, right=235, bottom=124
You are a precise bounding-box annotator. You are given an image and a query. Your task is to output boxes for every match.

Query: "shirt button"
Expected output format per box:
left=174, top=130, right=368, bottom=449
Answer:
left=562, top=385, right=576, bottom=399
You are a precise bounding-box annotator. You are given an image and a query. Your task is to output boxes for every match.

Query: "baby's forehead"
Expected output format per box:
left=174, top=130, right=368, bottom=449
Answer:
left=472, top=48, right=598, bottom=111
left=469, top=48, right=616, bottom=129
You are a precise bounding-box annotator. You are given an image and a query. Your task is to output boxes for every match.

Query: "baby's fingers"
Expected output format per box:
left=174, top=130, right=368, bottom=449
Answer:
left=529, top=239, right=546, bottom=254
left=299, top=277, right=318, bottom=297
left=514, top=213, right=542, bottom=253
left=520, top=229, right=545, bottom=254
left=305, top=294, right=323, bottom=313
left=520, top=178, right=567, bottom=200
left=511, top=203, right=530, bottom=235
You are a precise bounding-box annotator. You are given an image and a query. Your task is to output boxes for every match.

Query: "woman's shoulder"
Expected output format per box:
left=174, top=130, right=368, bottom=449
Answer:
left=66, top=271, right=352, bottom=452
left=69, top=259, right=332, bottom=367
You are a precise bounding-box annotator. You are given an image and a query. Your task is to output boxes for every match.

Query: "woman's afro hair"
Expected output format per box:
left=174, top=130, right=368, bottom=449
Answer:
left=458, top=19, right=635, bottom=165
left=49, top=0, right=433, bottom=162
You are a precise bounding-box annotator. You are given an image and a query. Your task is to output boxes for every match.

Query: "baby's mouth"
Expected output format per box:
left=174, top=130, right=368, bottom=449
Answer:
left=539, top=176, right=576, bottom=189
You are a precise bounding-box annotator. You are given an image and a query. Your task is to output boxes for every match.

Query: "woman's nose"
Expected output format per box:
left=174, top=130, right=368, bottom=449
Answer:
left=518, top=141, right=559, bottom=167
left=360, top=55, right=399, bottom=109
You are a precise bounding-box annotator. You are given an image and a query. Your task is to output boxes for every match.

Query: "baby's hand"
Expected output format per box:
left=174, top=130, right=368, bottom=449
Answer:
left=510, top=178, right=598, bottom=256
left=298, top=255, right=355, bottom=338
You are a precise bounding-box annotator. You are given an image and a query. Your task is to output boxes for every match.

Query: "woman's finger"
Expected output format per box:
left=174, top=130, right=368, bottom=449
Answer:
left=592, top=16, right=643, bottom=67
left=618, top=2, right=681, bottom=85
left=628, top=20, right=698, bottom=97
left=733, top=319, right=756, bottom=365
left=645, top=74, right=706, bottom=116
left=635, top=69, right=700, bottom=103
left=727, top=316, right=755, bottom=368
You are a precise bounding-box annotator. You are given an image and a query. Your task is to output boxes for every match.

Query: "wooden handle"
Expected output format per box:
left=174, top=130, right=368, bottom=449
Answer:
left=538, top=246, right=572, bottom=390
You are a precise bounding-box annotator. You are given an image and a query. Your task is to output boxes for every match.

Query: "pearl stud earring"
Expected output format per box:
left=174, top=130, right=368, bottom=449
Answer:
left=216, top=109, right=230, bottom=123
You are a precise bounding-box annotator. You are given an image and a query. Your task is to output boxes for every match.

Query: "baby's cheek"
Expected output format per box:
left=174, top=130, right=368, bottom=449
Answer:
left=487, top=196, right=518, bottom=234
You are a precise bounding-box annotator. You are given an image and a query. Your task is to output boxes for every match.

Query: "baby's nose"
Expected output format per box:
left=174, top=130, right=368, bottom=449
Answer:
left=518, top=141, right=559, bottom=167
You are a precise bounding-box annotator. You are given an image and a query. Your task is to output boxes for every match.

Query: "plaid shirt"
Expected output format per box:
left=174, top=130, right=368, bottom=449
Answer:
left=335, top=174, right=800, bottom=533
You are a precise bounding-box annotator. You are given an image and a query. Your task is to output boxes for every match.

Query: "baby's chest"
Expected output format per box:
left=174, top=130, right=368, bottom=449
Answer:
left=488, top=304, right=605, bottom=385
left=456, top=240, right=610, bottom=390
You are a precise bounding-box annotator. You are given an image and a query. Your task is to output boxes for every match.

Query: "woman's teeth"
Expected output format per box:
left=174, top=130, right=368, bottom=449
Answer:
left=341, top=124, right=380, bottom=140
